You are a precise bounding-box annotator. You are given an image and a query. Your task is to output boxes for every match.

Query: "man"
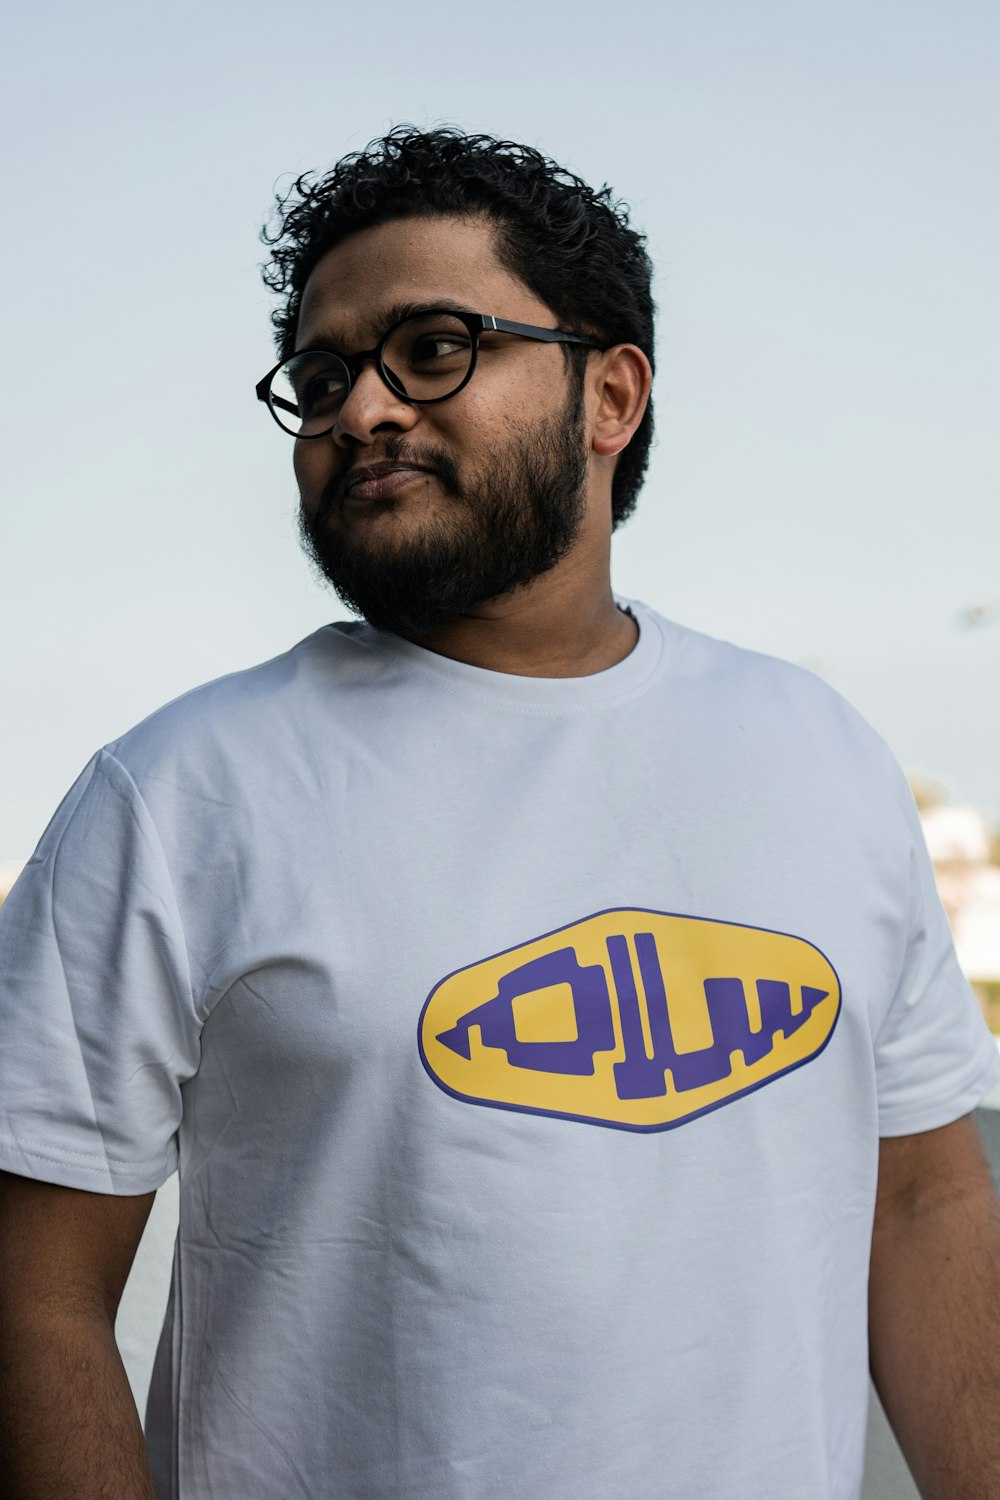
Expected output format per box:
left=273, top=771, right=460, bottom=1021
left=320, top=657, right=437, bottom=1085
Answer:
left=1, top=126, right=999, bottom=1500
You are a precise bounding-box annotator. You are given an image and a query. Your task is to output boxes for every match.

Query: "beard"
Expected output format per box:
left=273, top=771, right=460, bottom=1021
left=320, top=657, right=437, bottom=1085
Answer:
left=296, top=383, right=589, bottom=640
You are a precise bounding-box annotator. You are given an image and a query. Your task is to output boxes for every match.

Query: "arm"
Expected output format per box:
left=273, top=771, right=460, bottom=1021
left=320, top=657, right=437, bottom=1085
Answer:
left=0, top=1170, right=157, bottom=1500
left=869, top=1112, right=1000, bottom=1499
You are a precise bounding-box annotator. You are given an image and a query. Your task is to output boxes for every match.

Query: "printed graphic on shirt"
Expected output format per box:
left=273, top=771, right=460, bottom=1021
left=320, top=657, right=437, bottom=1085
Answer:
left=418, top=909, right=841, bottom=1131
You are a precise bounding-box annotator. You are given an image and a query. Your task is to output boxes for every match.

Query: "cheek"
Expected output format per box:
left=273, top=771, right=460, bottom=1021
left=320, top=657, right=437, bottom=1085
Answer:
left=446, top=384, right=535, bottom=448
left=293, top=440, right=329, bottom=504
left=479, top=356, right=567, bottom=432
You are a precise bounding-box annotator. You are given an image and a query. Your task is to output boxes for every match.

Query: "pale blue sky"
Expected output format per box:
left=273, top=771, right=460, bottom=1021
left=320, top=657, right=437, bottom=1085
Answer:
left=2, top=0, right=998, bottom=856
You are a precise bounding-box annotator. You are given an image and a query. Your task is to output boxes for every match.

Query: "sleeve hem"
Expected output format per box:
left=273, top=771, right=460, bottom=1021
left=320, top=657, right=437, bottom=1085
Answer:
left=878, top=1046, right=1000, bottom=1138
left=0, top=1136, right=176, bottom=1195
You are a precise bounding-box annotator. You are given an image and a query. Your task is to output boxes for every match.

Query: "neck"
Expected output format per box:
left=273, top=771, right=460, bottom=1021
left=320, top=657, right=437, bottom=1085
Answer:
left=407, top=584, right=638, bottom=679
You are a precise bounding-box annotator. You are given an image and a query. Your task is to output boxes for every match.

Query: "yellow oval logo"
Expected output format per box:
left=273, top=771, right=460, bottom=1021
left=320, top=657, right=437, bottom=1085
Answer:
left=419, top=909, right=841, bottom=1131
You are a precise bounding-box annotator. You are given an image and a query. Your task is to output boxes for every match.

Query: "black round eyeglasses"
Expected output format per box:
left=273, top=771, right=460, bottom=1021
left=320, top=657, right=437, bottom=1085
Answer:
left=255, top=307, right=606, bottom=438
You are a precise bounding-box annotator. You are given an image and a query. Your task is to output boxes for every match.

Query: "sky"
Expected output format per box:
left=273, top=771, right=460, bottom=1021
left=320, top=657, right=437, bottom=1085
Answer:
left=1, top=0, right=998, bottom=859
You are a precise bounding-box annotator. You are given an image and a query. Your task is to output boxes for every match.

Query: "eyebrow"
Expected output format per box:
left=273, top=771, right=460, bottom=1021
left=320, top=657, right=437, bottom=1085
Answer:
left=295, top=298, right=478, bottom=356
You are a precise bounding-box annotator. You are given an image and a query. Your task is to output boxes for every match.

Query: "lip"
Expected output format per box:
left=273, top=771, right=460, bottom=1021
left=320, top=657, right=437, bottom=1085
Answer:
left=343, top=462, right=436, bottom=502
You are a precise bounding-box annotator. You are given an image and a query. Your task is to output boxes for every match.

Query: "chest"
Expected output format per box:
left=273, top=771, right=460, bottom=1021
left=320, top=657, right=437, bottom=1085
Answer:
left=187, top=739, right=893, bottom=1161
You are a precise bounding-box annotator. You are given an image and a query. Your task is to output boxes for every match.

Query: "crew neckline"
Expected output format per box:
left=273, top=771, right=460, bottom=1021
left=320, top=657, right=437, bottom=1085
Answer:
left=348, top=595, right=668, bottom=711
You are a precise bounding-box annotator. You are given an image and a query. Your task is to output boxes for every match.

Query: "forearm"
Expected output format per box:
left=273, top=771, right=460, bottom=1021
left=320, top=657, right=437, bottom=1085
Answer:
left=869, top=1180, right=1000, bottom=1499
left=0, top=1307, right=156, bottom=1500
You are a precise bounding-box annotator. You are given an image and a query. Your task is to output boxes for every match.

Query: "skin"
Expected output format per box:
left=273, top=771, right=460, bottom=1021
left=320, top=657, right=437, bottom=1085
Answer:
left=0, top=1172, right=157, bottom=1498
left=292, top=213, right=652, bottom=678
left=869, top=1115, right=1000, bottom=1496
left=3, top=211, right=1000, bottom=1499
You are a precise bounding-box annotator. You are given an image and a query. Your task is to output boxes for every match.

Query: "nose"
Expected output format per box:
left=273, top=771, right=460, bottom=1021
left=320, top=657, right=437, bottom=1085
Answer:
left=332, top=358, right=420, bottom=448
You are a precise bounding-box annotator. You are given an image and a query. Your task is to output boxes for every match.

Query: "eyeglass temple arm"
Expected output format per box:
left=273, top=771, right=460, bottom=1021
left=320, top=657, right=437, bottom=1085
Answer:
left=261, top=390, right=300, bottom=417
left=486, top=316, right=604, bottom=350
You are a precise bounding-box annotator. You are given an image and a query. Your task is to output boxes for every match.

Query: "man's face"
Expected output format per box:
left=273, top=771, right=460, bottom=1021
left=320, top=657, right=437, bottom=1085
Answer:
left=292, top=215, right=594, bottom=639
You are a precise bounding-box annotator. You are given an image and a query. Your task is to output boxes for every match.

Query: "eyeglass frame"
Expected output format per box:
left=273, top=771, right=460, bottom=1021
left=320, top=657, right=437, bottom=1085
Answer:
left=255, top=308, right=607, bottom=438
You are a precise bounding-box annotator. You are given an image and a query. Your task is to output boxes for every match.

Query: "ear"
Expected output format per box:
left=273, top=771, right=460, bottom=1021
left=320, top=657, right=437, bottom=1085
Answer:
left=589, top=345, right=652, bottom=458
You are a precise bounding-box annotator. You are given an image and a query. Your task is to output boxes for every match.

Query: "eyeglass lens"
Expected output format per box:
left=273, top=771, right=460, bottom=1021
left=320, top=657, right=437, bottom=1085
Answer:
left=268, top=312, right=476, bottom=435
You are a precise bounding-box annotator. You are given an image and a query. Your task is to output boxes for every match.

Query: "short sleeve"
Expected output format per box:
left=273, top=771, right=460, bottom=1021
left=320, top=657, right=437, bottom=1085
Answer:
left=874, top=766, right=1000, bottom=1137
left=0, top=749, right=201, bottom=1192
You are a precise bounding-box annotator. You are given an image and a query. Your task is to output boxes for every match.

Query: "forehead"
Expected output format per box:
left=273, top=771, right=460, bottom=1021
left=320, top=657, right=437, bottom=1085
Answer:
left=295, top=214, right=544, bottom=348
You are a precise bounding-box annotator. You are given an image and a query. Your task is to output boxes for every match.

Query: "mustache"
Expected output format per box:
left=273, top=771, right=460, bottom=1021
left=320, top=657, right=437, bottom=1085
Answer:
left=319, top=437, right=462, bottom=517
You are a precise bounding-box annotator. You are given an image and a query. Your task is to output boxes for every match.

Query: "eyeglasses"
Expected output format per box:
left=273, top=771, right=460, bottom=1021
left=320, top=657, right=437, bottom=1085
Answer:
left=255, top=308, right=605, bottom=438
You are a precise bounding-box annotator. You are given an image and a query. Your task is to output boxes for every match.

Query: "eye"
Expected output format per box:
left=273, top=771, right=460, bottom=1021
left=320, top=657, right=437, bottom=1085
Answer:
left=301, top=372, right=348, bottom=407
left=381, top=314, right=476, bottom=399
left=292, top=363, right=349, bottom=416
left=409, top=332, right=472, bottom=364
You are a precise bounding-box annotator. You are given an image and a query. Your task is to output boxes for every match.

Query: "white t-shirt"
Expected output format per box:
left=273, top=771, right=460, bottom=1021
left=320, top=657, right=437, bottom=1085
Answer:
left=1, top=597, right=997, bottom=1500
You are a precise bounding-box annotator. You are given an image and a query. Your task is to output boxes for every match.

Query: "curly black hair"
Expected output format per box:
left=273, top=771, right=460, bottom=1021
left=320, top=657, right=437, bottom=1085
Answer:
left=260, top=126, right=655, bottom=529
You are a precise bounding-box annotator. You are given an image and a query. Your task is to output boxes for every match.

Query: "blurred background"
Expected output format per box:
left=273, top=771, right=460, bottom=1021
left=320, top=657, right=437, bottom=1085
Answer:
left=1, top=2, right=997, bottom=1495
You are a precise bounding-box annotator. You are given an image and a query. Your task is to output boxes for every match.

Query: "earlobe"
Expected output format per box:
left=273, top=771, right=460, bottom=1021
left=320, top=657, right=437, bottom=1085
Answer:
left=591, top=345, right=652, bottom=458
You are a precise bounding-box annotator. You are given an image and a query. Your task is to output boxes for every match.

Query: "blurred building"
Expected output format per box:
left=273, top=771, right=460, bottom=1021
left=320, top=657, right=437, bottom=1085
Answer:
left=0, top=861, right=23, bottom=905
left=917, top=799, right=1000, bottom=1032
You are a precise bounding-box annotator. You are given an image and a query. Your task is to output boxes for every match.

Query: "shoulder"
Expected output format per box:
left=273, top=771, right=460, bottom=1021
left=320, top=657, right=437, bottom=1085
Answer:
left=100, top=623, right=371, bottom=793
left=647, top=605, right=880, bottom=737
left=638, top=602, right=913, bottom=823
